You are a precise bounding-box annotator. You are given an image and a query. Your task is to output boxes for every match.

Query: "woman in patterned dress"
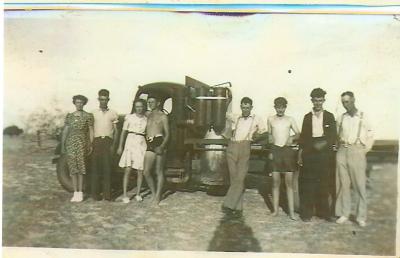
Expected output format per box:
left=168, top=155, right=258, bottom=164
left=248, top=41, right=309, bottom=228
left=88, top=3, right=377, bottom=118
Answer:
left=117, top=99, right=148, bottom=203
left=61, top=95, right=94, bottom=202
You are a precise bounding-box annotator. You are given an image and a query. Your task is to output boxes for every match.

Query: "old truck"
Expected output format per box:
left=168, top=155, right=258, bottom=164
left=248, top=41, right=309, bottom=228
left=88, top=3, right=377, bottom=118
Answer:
left=54, top=76, right=270, bottom=197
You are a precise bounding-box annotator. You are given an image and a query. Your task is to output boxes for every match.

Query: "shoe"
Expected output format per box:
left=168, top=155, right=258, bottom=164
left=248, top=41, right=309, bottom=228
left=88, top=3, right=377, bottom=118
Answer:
left=70, top=192, right=78, bottom=202
left=135, top=195, right=143, bottom=202
left=301, top=217, right=311, bottom=222
left=76, top=192, right=83, bottom=202
left=232, top=209, right=243, bottom=218
left=357, top=220, right=367, bottom=227
left=325, top=216, right=337, bottom=222
left=104, top=196, right=112, bottom=201
left=336, top=216, right=349, bottom=224
left=122, top=197, right=130, bottom=204
left=221, top=205, right=233, bottom=214
left=92, top=196, right=102, bottom=201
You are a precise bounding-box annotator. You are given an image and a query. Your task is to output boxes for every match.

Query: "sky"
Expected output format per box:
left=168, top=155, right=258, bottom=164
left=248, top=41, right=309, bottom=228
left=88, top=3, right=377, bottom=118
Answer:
left=4, top=10, right=400, bottom=139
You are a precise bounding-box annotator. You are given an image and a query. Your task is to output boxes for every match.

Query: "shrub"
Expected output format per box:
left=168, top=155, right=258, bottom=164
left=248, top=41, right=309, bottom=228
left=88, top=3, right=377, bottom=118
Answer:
left=3, top=125, right=24, bottom=136
left=23, top=100, right=66, bottom=139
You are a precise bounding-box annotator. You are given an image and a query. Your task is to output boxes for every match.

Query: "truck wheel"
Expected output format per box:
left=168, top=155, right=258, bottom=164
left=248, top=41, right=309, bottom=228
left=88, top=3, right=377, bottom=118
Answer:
left=56, top=155, right=74, bottom=192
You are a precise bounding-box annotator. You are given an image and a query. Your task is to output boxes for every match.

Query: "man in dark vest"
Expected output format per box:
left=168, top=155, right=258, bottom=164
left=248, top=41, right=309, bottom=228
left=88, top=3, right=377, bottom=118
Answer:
left=297, top=88, right=337, bottom=222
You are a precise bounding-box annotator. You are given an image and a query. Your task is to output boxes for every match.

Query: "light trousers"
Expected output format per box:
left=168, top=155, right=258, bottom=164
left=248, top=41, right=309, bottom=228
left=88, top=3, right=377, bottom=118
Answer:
left=223, top=141, right=251, bottom=211
left=335, top=145, right=367, bottom=221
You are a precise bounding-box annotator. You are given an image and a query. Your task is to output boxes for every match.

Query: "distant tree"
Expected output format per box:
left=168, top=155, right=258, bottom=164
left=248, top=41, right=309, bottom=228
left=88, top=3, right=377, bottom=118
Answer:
left=3, top=125, right=24, bottom=136
left=23, top=97, right=66, bottom=141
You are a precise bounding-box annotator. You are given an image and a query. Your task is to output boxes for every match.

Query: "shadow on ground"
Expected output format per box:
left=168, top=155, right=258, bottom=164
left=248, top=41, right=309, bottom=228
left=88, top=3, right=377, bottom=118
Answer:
left=208, top=215, right=262, bottom=252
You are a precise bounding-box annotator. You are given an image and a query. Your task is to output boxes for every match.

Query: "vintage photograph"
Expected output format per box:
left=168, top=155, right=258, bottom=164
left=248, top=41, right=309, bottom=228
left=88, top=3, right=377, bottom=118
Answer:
left=3, top=2, right=400, bottom=257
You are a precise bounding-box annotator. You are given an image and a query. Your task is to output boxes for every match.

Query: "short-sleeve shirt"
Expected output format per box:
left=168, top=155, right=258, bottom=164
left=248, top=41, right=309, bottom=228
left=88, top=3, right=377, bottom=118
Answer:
left=122, top=113, right=147, bottom=134
left=92, top=108, right=119, bottom=138
left=227, top=114, right=267, bottom=141
left=65, top=111, right=94, bottom=133
left=268, top=115, right=299, bottom=147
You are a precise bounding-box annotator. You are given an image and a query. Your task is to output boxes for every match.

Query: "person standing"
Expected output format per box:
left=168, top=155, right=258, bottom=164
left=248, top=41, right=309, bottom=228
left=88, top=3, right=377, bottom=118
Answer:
left=335, top=91, right=374, bottom=227
left=117, top=99, right=148, bottom=203
left=142, top=96, right=170, bottom=205
left=221, top=97, right=267, bottom=217
left=91, top=89, right=119, bottom=201
left=268, top=97, right=300, bottom=220
left=61, top=95, right=94, bottom=202
left=298, top=88, right=337, bottom=222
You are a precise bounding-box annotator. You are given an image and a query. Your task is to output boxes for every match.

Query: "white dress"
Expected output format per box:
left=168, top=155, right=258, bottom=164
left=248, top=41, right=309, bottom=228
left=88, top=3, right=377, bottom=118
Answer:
left=119, top=113, right=147, bottom=170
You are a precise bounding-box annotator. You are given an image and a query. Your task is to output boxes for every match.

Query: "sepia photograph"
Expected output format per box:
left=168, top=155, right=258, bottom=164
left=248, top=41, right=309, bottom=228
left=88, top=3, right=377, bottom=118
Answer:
left=2, top=1, right=400, bottom=257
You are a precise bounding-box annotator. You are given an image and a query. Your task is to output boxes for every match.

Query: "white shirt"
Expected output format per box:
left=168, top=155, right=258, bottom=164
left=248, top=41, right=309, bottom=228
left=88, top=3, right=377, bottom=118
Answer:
left=337, top=110, right=374, bottom=151
left=312, top=110, right=324, bottom=137
left=92, top=108, right=119, bottom=138
left=122, top=113, right=147, bottom=134
left=227, top=114, right=267, bottom=141
left=268, top=115, right=299, bottom=147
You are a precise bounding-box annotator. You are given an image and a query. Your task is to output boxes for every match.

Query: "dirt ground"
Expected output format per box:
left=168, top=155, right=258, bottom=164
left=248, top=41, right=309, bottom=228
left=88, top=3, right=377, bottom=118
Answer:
left=2, top=135, right=398, bottom=255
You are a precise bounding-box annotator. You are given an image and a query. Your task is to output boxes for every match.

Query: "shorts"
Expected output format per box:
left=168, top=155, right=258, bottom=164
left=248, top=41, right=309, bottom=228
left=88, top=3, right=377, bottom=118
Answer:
left=271, top=145, right=296, bottom=172
left=146, top=136, right=164, bottom=153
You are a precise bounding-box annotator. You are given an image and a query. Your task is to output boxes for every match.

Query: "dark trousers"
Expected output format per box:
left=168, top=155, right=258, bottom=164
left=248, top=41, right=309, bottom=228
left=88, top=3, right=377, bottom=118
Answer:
left=90, top=137, right=113, bottom=200
left=299, top=149, right=333, bottom=220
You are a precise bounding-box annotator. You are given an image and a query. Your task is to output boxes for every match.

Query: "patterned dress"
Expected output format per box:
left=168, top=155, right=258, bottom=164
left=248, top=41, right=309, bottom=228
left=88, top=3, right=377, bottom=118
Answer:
left=119, top=113, right=147, bottom=170
left=65, top=111, right=94, bottom=175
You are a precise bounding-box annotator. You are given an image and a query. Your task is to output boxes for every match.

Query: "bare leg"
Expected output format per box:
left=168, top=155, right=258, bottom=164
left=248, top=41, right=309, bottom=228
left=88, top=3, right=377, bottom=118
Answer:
left=72, top=174, right=78, bottom=192
left=136, top=169, right=144, bottom=198
left=272, top=172, right=281, bottom=216
left=285, top=173, right=296, bottom=220
left=154, top=154, right=165, bottom=205
left=123, top=167, right=132, bottom=198
left=143, top=151, right=157, bottom=200
left=78, top=174, right=84, bottom=192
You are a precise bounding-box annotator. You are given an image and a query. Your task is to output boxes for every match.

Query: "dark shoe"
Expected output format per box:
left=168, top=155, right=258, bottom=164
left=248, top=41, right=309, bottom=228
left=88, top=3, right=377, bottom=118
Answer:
left=221, top=205, right=234, bottom=214
left=325, top=216, right=337, bottom=222
left=301, top=217, right=311, bottom=222
left=232, top=209, right=243, bottom=218
left=103, top=194, right=112, bottom=201
left=92, top=194, right=102, bottom=201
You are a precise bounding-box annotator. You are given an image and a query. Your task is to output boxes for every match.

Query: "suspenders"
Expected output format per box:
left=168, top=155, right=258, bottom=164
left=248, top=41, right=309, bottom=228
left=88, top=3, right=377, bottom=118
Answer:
left=338, top=114, right=345, bottom=141
left=355, top=112, right=364, bottom=144
left=232, top=116, right=255, bottom=141
left=338, top=111, right=364, bottom=145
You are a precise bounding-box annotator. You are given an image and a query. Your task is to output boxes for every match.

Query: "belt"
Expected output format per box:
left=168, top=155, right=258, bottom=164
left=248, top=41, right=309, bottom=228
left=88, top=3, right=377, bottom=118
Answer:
left=230, top=140, right=251, bottom=143
left=340, top=143, right=364, bottom=148
left=128, top=131, right=145, bottom=137
left=312, top=136, right=326, bottom=140
left=339, top=139, right=364, bottom=147
left=147, top=134, right=163, bottom=141
left=95, top=136, right=111, bottom=139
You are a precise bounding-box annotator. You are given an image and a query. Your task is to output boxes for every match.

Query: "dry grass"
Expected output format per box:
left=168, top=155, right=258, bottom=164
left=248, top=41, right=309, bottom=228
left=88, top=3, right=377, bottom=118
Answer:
left=2, top=135, right=397, bottom=255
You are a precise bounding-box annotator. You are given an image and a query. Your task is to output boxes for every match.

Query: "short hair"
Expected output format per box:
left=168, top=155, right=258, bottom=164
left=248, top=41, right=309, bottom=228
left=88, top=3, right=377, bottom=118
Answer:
left=310, top=88, right=326, bottom=98
left=240, top=97, right=253, bottom=106
left=274, top=97, right=288, bottom=107
left=98, top=89, right=110, bottom=98
left=72, top=95, right=88, bottom=105
left=131, top=99, right=148, bottom=114
left=341, top=91, right=354, bottom=98
left=147, top=94, right=160, bottom=102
